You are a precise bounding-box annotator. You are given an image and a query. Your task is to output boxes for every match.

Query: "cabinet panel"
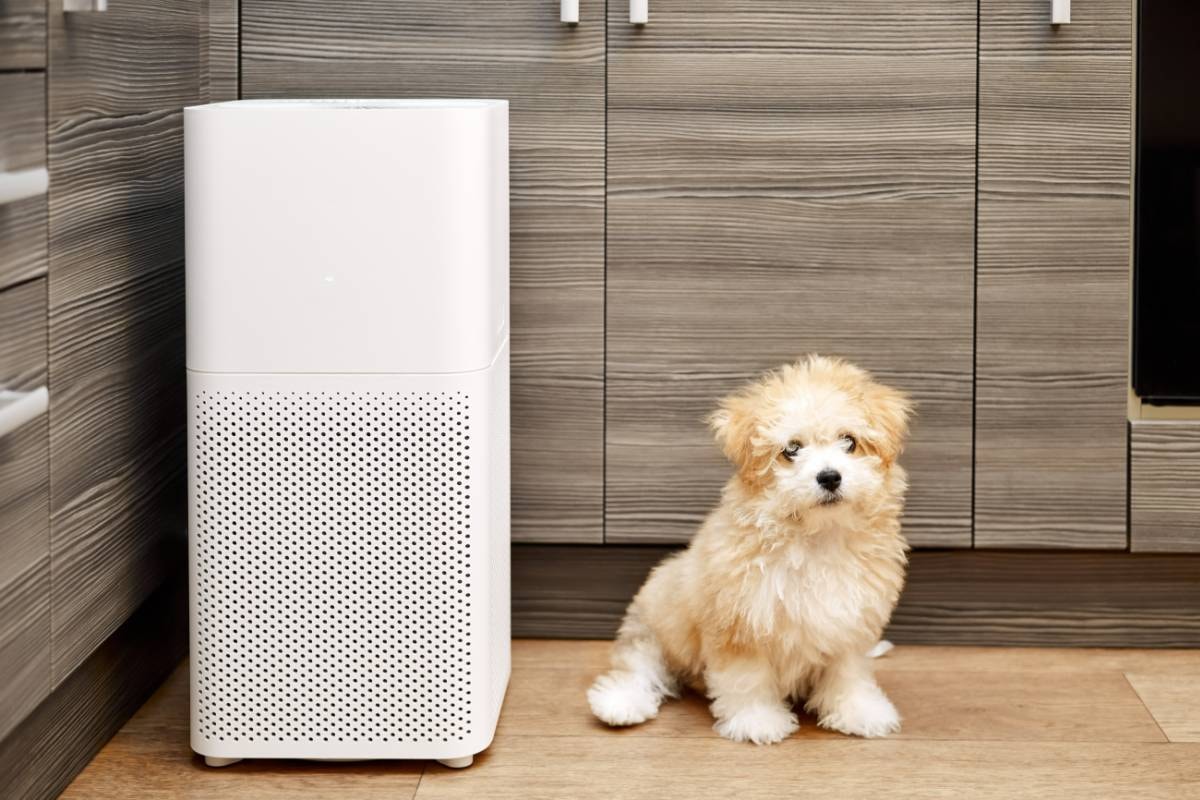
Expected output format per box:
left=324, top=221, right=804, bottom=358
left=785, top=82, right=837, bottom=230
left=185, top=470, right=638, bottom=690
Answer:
left=0, top=278, right=50, bottom=740
left=48, top=0, right=201, bottom=682
left=1132, top=420, right=1200, bottom=553
left=975, top=0, right=1131, bottom=548
left=0, top=72, right=48, bottom=293
left=242, top=1, right=606, bottom=543
left=605, top=1, right=977, bottom=545
left=0, top=0, right=46, bottom=70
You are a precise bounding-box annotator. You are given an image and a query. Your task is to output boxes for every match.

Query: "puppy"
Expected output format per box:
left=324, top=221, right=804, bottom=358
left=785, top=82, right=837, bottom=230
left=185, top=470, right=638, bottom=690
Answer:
left=587, top=355, right=912, bottom=744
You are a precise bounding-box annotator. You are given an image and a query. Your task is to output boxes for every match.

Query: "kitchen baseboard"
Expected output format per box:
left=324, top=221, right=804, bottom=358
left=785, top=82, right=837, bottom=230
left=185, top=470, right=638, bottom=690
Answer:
left=514, top=545, right=1200, bottom=647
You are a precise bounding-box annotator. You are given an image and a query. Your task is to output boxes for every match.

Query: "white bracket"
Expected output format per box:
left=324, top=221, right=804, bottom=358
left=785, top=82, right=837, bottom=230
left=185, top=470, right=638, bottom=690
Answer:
left=0, top=167, right=48, bottom=206
left=1052, top=0, right=1071, bottom=25
left=630, top=0, right=648, bottom=25
left=63, top=0, right=108, bottom=11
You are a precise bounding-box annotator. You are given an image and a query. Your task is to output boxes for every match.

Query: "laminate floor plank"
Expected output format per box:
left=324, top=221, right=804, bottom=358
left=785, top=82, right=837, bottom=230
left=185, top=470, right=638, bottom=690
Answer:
left=1125, top=673, right=1200, bottom=743
left=415, top=737, right=1200, bottom=800
left=61, top=643, right=1200, bottom=799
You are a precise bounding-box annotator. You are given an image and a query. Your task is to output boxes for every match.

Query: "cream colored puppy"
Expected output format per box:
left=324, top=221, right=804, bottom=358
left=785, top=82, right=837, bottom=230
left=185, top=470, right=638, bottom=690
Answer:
left=588, top=356, right=912, bottom=744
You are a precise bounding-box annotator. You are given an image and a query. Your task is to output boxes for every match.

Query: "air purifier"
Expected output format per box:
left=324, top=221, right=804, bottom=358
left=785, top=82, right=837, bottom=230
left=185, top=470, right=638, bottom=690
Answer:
left=184, top=99, right=510, bottom=770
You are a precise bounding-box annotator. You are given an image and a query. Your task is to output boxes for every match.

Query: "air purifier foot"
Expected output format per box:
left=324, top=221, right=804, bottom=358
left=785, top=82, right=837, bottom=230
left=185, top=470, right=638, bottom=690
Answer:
left=204, top=756, right=243, bottom=768
left=437, top=755, right=474, bottom=769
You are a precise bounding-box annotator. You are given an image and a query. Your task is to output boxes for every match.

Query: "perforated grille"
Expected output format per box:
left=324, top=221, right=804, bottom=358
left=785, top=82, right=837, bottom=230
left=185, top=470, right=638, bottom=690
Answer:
left=193, top=390, right=473, bottom=744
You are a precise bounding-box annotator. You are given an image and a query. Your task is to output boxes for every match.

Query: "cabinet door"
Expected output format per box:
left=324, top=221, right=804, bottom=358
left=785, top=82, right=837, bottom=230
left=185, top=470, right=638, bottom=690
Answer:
left=49, top=0, right=202, bottom=682
left=605, top=1, right=977, bottom=545
left=975, top=0, right=1131, bottom=548
left=0, top=279, right=49, bottom=740
left=242, top=1, right=606, bottom=543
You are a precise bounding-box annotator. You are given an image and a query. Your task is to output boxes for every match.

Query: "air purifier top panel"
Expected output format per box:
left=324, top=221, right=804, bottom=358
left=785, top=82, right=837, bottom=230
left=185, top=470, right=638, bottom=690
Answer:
left=204, top=99, right=507, bottom=110
left=185, top=100, right=508, bottom=375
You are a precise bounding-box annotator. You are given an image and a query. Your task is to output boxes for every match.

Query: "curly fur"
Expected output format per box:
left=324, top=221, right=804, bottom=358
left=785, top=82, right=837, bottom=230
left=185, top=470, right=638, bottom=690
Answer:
left=587, top=356, right=913, bottom=744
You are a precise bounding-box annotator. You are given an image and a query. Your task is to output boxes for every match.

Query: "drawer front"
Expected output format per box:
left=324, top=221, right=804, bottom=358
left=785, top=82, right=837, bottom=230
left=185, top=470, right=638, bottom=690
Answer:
left=974, top=0, right=1131, bottom=548
left=1132, top=419, right=1200, bottom=553
left=0, top=0, right=47, bottom=70
left=0, top=72, right=48, bottom=293
left=0, top=277, right=50, bottom=740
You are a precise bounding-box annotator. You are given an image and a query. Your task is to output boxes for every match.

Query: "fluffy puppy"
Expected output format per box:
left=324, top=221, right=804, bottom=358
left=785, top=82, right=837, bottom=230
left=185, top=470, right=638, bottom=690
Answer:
left=587, top=355, right=913, bottom=744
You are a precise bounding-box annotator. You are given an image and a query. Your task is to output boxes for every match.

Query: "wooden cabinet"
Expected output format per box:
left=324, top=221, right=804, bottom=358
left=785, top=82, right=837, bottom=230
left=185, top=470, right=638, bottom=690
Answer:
left=0, top=0, right=46, bottom=71
left=47, top=0, right=203, bottom=682
left=974, top=0, right=1131, bottom=548
left=604, top=0, right=977, bottom=545
left=0, top=72, right=47, bottom=292
left=0, top=19, right=49, bottom=741
left=234, top=0, right=1137, bottom=550
left=0, top=279, right=50, bottom=741
left=241, top=1, right=607, bottom=544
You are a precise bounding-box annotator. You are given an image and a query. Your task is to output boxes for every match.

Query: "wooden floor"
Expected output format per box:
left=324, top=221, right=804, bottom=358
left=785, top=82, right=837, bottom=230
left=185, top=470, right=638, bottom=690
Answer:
left=62, top=641, right=1200, bottom=799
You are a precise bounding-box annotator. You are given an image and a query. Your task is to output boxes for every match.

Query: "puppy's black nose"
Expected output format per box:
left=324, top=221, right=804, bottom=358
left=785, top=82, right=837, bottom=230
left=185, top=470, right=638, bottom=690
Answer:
left=816, top=469, right=842, bottom=492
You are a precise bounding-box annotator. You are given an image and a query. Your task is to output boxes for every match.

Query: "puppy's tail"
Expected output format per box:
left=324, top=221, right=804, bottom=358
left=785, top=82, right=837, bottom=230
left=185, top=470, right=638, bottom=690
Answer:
left=866, top=639, right=895, bottom=659
left=587, top=611, right=678, bottom=727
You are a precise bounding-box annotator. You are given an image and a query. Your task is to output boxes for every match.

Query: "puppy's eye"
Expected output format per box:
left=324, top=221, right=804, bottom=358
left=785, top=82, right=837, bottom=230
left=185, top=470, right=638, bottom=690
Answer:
left=782, top=441, right=803, bottom=461
left=841, top=435, right=857, bottom=454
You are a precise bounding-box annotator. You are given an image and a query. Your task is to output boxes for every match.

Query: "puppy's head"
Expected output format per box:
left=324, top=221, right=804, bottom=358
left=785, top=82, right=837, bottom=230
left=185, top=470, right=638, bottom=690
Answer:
left=709, top=355, right=912, bottom=516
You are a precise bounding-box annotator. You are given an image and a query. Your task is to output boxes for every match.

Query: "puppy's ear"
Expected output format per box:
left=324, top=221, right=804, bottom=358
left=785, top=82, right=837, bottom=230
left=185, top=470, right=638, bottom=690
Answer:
left=708, top=392, right=772, bottom=485
left=859, top=382, right=913, bottom=468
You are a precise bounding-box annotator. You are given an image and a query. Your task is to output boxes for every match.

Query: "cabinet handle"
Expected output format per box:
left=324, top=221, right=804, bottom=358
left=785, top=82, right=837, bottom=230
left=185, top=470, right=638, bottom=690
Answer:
left=630, top=0, right=647, bottom=25
left=1051, top=0, right=1070, bottom=24
left=63, top=0, right=108, bottom=10
left=0, top=388, right=49, bottom=440
left=561, top=0, right=578, bottom=24
left=0, top=167, right=48, bottom=206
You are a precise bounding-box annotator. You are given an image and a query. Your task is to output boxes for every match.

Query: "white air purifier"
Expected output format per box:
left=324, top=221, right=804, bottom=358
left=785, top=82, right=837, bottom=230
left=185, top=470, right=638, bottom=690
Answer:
left=183, top=99, right=511, bottom=770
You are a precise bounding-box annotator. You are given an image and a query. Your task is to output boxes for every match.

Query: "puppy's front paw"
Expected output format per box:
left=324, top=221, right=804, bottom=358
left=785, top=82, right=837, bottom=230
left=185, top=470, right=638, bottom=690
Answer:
left=587, top=673, right=660, bottom=727
left=713, top=704, right=799, bottom=745
left=817, top=686, right=900, bottom=738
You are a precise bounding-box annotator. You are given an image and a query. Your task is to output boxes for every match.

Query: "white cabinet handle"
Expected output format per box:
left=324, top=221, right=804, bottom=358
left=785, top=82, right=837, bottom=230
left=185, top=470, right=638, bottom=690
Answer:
left=0, top=167, right=48, bottom=206
left=561, top=0, right=578, bottom=24
left=63, top=0, right=108, bottom=10
left=0, top=388, right=49, bottom=440
left=630, top=0, right=647, bottom=25
left=1052, top=0, right=1070, bottom=24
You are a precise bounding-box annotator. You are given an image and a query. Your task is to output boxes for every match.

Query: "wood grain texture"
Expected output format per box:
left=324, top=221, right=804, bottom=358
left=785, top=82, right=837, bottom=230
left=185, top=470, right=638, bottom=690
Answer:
left=63, top=643, right=1200, bottom=799
left=48, top=0, right=200, bottom=683
left=0, top=573, right=186, bottom=800
left=501, top=645, right=1165, bottom=744
left=204, top=0, right=238, bottom=103
left=974, top=0, right=1132, bottom=549
left=0, top=0, right=46, bottom=70
left=0, top=72, right=48, bottom=292
left=0, top=279, right=49, bottom=588
left=1131, top=419, right=1200, bottom=553
left=1126, top=672, right=1200, bottom=743
left=0, top=556, right=49, bottom=743
left=242, top=0, right=605, bottom=543
left=0, top=278, right=50, bottom=740
left=605, top=0, right=976, bottom=546
left=419, top=738, right=1198, bottom=800
left=513, top=545, right=1200, bottom=646
left=510, top=638, right=1200, bottom=675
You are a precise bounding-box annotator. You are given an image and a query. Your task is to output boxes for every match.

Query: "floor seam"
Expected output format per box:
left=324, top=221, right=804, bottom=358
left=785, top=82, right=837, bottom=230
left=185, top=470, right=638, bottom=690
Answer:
left=411, top=762, right=427, bottom=799
left=1124, top=672, right=1173, bottom=743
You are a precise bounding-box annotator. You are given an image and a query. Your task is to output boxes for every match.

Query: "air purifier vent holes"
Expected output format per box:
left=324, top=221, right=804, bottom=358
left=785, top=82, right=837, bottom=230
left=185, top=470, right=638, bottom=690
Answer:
left=194, top=390, right=474, bottom=744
